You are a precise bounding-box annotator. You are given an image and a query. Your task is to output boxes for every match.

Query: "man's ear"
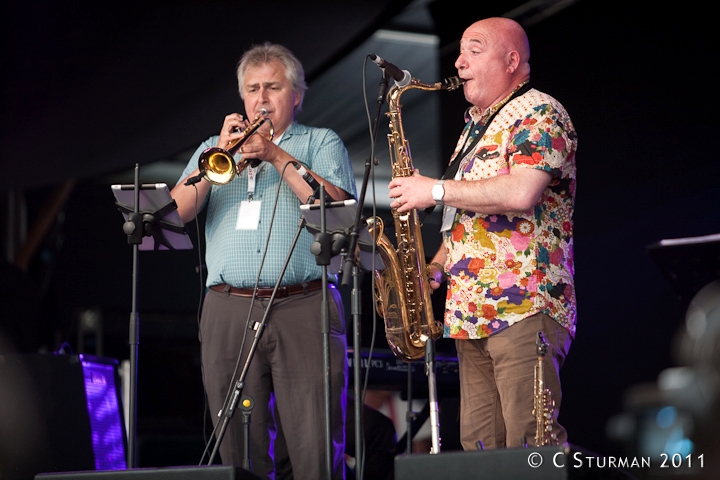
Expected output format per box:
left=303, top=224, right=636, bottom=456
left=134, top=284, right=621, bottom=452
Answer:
left=507, top=50, right=520, bottom=73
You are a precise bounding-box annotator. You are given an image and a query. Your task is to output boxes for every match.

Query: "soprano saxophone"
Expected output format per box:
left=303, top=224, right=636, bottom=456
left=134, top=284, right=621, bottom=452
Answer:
left=533, top=331, right=558, bottom=446
left=366, top=76, right=463, bottom=362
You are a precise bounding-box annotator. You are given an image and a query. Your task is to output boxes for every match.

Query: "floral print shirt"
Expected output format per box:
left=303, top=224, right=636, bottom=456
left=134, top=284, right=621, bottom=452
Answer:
left=442, top=87, right=577, bottom=339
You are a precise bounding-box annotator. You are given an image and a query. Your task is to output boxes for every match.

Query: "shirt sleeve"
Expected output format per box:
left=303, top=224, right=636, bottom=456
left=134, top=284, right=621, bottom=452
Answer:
left=507, top=105, right=574, bottom=179
left=296, top=128, right=357, bottom=199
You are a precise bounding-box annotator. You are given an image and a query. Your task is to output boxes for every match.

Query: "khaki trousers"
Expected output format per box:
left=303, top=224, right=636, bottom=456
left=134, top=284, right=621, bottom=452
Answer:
left=455, top=313, right=572, bottom=450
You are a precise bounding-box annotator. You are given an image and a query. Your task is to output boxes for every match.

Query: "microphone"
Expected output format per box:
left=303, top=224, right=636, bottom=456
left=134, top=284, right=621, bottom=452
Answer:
left=184, top=171, right=205, bottom=186
left=369, top=54, right=411, bottom=87
left=295, top=162, right=334, bottom=202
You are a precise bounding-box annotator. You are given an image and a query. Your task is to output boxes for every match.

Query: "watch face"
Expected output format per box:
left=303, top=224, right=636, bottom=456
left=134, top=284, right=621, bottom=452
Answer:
left=432, top=183, right=444, bottom=202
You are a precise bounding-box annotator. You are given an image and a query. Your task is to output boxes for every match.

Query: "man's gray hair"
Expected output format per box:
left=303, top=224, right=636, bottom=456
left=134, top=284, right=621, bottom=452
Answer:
left=237, top=42, right=308, bottom=114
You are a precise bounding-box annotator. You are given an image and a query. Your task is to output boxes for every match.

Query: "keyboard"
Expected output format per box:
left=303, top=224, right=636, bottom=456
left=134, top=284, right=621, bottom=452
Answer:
left=347, top=348, right=459, bottom=396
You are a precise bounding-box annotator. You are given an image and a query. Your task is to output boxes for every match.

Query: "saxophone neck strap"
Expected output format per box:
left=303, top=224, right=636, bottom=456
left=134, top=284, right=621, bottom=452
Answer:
left=443, top=82, right=531, bottom=181
left=422, top=82, right=531, bottom=218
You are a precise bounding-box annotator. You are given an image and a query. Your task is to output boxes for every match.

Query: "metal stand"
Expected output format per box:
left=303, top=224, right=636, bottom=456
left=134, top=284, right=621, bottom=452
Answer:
left=341, top=70, right=392, bottom=480
left=426, top=339, right=441, bottom=454
left=404, top=367, right=415, bottom=454
left=115, top=165, right=192, bottom=467
left=126, top=236, right=140, bottom=468
left=399, top=340, right=441, bottom=455
left=240, top=395, right=254, bottom=472
left=308, top=185, right=337, bottom=480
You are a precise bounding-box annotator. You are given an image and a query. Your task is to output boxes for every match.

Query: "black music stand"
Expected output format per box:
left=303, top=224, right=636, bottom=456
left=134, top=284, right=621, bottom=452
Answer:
left=112, top=183, right=194, bottom=252
left=300, top=199, right=381, bottom=275
left=111, top=171, right=193, bottom=468
left=301, top=197, right=383, bottom=479
left=647, top=233, right=720, bottom=308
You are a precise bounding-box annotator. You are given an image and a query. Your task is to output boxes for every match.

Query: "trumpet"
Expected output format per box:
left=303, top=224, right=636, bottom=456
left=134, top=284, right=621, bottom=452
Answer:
left=197, top=108, right=274, bottom=185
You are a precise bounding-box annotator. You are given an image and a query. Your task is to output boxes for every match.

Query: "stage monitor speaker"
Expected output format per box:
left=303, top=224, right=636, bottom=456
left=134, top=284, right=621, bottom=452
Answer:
left=0, top=353, right=127, bottom=480
left=35, top=465, right=262, bottom=480
left=395, top=445, right=635, bottom=480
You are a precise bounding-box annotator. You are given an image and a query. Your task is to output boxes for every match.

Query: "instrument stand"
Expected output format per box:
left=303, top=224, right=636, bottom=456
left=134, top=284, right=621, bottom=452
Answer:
left=113, top=166, right=193, bottom=468
left=425, top=339, right=441, bottom=454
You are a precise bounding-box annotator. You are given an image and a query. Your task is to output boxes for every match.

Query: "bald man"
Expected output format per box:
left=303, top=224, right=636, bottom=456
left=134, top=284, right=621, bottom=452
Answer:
left=388, top=17, right=578, bottom=449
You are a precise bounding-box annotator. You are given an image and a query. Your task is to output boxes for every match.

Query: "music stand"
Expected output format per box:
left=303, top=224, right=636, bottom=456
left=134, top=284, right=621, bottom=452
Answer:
left=112, top=183, right=194, bottom=251
left=647, top=233, right=720, bottom=308
left=111, top=176, right=193, bottom=468
left=301, top=198, right=383, bottom=478
left=300, top=199, right=382, bottom=273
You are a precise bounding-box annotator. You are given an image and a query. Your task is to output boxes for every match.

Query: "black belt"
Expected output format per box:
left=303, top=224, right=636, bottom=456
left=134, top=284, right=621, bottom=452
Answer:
left=210, top=279, right=323, bottom=299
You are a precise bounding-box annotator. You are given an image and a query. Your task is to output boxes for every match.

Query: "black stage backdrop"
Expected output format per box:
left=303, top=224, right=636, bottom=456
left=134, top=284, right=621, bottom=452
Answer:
left=2, top=0, right=718, bottom=470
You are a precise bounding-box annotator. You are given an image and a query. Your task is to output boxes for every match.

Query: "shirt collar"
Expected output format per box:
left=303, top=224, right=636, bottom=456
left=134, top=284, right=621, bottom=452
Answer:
left=465, top=81, right=530, bottom=125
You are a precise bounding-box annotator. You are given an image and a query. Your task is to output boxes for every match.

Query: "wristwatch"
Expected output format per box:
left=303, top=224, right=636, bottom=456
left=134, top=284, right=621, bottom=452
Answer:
left=431, top=180, right=445, bottom=206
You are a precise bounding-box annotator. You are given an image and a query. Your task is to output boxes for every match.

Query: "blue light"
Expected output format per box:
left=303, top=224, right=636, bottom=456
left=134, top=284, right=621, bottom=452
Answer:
left=655, top=406, right=677, bottom=429
left=81, top=356, right=127, bottom=470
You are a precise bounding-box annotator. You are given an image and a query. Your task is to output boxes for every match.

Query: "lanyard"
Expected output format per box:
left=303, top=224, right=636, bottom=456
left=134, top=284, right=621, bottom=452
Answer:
left=245, top=131, right=283, bottom=200
left=441, top=82, right=531, bottom=181
left=247, top=163, right=263, bottom=200
left=423, top=82, right=531, bottom=217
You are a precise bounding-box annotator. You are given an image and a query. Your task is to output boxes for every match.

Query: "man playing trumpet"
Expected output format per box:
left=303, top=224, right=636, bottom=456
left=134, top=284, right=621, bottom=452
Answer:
left=172, top=42, right=356, bottom=479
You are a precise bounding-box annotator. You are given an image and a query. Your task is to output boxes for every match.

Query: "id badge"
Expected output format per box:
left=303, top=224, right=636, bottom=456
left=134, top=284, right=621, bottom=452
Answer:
left=236, top=200, right=262, bottom=230
left=440, top=205, right=456, bottom=232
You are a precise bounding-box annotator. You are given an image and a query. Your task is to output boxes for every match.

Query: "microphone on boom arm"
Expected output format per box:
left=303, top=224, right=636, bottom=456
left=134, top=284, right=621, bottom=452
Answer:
left=369, top=53, right=412, bottom=87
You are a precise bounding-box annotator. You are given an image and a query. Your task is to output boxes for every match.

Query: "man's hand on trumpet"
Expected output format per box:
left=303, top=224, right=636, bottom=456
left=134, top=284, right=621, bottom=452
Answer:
left=236, top=119, right=280, bottom=166
left=218, top=112, right=246, bottom=150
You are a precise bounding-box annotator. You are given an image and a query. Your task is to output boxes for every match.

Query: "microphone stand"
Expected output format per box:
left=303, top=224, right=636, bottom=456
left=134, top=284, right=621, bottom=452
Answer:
left=341, top=71, right=390, bottom=480
left=308, top=185, right=335, bottom=480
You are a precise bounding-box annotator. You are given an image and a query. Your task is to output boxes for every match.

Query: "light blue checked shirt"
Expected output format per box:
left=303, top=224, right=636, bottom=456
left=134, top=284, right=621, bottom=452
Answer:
left=179, top=122, right=356, bottom=288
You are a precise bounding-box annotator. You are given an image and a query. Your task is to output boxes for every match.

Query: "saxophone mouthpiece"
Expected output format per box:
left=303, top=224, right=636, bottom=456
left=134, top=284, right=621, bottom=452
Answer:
left=442, top=76, right=465, bottom=91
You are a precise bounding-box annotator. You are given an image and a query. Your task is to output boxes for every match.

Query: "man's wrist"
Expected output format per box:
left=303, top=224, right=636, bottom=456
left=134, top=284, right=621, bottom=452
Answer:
left=431, top=180, right=446, bottom=206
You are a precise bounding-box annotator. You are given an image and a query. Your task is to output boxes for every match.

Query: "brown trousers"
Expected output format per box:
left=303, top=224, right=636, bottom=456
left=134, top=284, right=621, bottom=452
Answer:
left=199, top=286, right=347, bottom=479
left=455, top=313, right=572, bottom=450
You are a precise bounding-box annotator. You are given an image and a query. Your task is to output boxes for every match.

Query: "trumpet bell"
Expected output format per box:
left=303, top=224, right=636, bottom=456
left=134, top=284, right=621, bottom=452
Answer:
left=194, top=110, right=273, bottom=186
left=198, top=147, right=238, bottom=185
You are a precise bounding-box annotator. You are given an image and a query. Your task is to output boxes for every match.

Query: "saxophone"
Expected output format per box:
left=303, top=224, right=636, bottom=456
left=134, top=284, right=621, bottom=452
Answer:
left=533, top=331, right=558, bottom=446
left=366, top=76, right=463, bottom=362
